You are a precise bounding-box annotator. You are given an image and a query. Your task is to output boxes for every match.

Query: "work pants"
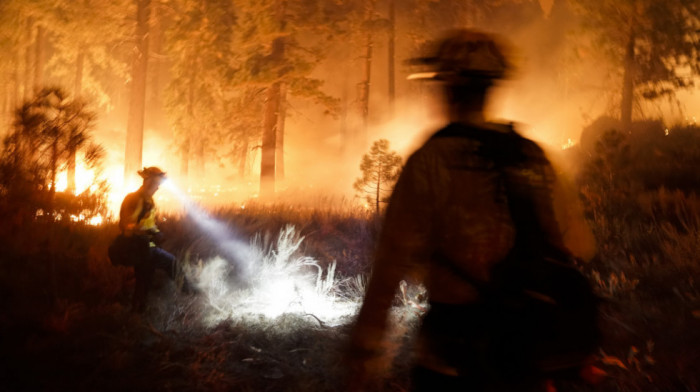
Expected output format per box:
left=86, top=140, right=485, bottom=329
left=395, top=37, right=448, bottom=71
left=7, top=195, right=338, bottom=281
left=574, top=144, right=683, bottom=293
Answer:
left=132, top=247, right=176, bottom=312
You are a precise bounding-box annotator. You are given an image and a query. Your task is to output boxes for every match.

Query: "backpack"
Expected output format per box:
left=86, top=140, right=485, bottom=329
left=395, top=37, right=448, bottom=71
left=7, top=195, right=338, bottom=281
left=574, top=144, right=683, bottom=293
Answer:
left=430, top=124, right=601, bottom=381
left=108, top=234, right=150, bottom=267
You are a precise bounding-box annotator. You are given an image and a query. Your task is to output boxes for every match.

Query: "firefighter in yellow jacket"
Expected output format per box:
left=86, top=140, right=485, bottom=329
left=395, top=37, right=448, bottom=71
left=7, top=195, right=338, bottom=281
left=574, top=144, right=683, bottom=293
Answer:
left=115, top=166, right=178, bottom=312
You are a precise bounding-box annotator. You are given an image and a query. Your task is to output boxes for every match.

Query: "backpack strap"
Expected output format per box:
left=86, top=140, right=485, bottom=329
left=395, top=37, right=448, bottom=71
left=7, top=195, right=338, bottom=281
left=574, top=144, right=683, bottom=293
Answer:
left=136, top=193, right=154, bottom=225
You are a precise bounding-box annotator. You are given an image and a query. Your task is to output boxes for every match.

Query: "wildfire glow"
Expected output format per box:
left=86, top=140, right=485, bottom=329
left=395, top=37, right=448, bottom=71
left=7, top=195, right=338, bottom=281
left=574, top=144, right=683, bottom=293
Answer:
left=54, top=161, right=97, bottom=194
left=52, top=160, right=138, bottom=221
left=102, top=164, right=141, bottom=217
left=68, top=214, right=104, bottom=226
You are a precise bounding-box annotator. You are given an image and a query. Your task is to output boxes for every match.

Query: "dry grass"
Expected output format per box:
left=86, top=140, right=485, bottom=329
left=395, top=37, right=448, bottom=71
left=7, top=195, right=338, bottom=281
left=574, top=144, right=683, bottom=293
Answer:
left=1, top=161, right=699, bottom=391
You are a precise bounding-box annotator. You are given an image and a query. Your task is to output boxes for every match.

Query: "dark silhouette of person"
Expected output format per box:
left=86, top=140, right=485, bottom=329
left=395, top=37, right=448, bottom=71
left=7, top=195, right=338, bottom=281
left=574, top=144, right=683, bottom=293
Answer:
left=114, top=167, right=179, bottom=312
left=347, top=29, right=595, bottom=392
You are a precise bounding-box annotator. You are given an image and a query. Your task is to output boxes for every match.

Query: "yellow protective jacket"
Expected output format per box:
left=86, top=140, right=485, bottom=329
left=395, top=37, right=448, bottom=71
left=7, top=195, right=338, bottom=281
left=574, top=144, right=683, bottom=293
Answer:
left=351, top=122, right=595, bottom=374
left=119, top=188, right=159, bottom=241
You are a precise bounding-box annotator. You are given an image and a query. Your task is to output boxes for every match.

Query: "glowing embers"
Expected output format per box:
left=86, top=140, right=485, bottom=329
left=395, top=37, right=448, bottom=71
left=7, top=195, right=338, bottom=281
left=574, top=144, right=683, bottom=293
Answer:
left=69, top=213, right=104, bottom=226
left=35, top=209, right=105, bottom=226
left=189, top=225, right=360, bottom=327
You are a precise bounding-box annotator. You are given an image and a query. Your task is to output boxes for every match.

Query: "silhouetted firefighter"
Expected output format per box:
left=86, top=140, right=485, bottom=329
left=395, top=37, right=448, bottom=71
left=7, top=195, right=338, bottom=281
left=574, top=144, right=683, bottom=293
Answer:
left=347, top=30, right=600, bottom=392
left=109, top=167, right=189, bottom=312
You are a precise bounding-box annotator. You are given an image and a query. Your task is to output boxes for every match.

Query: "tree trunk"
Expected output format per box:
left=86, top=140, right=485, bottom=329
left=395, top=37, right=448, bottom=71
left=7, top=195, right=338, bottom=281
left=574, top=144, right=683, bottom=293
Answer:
left=0, top=85, right=6, bottom=121
left=340, top=83, right=349, bottom=155
left=124, top=0, right=151, bottom=182
left=180, top=138, right=190, bottom=178
left=67, top=149, right=77, bottom=193
left=275, top=83, right=287, bottom=181
left=387, top=0, right=395, bottom=115
left=621, top=31, right=635, bottom=131
left=180, top=55, right=196, bottom=182
left=34, top=25, right=45, bottom=93
left=375, top=164, right=382, bottom=213
left=12, top=50, right=20, bottom=111
left=259, top=0, right=287, bottom=198
left=194, top=136, right=205, bottom=178
left=147, top=0, right=168, bottom=128
left=358, top=0, right=375, bottom=145
left=261, top=81, right=281, bottom=198
left=24, top=18, right=33, bottom=100
left=74, top=47, right=85, bottom=97
left=68, top=47, right=85, bottom=193
left=187, top=46, right=207, bottom=182
left=237, top=139, right=248, bottom=178
left=150, top=1, right=163, bottom=106
left=50, top=136, right=59, bottom=206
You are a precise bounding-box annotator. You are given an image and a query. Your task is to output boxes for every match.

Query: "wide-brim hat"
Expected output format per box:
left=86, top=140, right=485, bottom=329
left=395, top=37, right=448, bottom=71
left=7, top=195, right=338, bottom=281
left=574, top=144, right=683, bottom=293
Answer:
left=138, top=166, right=167, bottom=180
left=407, top=29, right=512, bottom=82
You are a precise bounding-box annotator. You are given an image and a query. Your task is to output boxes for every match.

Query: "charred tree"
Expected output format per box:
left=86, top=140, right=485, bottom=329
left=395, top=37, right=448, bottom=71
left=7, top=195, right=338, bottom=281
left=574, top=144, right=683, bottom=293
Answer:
left=237, top=138, right=249, bottom=178
left=194, top=137, right=205, bottom=178
left=387, top=0, right=396, bottom=114
left=11, top=50, right=20, bottom=113
left=571, top=0, right=700, bottom=126
left=149, top=1, right=164, bottom=108
left=67, top=47, right=86, bottom=193
left=261, top=77, right=281, bottom=198
left=621, top=31, right=635, bottom=130
left=23, top=18, right=33, bottom=100
left=33, top=25, right=45, bottom=93
left=180, top=57, right=197, bottom=180
left=358, top=0, right=375, bottom=145
left=260, top=0, right=287, bottom=198
left=74, top=48, right=85, bottom=98
left=340, top=83, right=349, bottom=155
left=180, top=138, right=190, bottom=179
left=275, top=82, right=287, bottom=181
left=124, top=0, right=151, bottom=182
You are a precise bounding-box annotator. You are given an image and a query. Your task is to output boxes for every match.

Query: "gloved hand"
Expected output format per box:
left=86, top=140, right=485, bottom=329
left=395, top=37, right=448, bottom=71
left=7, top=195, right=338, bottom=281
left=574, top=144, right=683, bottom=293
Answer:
left=146, top=229, right=165, bottom=246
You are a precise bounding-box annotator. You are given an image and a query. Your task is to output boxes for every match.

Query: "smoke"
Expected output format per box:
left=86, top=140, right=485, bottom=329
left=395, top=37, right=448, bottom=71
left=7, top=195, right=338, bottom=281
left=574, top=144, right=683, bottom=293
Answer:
left=79, top=6, right=699, bottom=212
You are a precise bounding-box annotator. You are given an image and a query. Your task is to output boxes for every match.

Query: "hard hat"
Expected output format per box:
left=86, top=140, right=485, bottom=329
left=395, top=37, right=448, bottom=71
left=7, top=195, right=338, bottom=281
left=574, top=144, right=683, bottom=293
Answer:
left=407, top=29, right=511, bottom=82
left=138, top=166, right=167, bottom=180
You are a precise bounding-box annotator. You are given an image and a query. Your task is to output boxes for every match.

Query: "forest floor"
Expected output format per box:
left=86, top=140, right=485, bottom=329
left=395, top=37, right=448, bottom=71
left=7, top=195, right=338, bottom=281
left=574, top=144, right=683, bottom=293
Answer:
left=0, top=204, right=698, bottom=392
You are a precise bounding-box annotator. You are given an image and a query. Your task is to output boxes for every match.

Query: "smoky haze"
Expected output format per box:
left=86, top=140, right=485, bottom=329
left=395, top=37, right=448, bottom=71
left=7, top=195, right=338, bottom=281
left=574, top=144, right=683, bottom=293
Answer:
left=1, top=0, right=698, bottom=210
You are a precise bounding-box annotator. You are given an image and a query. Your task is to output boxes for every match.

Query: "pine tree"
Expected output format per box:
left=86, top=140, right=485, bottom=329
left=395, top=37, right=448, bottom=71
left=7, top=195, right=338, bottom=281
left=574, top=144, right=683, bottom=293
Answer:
left=224, top=0, right=342, bottom=197
left=41, top=0, right=129, bottom=191
left=569, top=0, right=700, bottom=128
left=1, top=87, right=103, bottom=215
left=163, top=0, right=237, bottom=182
left=44, top=0, right=130, bottom=107
left=0, top=3, right=24, bottom=121
left=353, top=138, right=402, bottom=212
left=124, top=0, right=152, bottom=183
left=0, top=1, right=56, bottom=115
